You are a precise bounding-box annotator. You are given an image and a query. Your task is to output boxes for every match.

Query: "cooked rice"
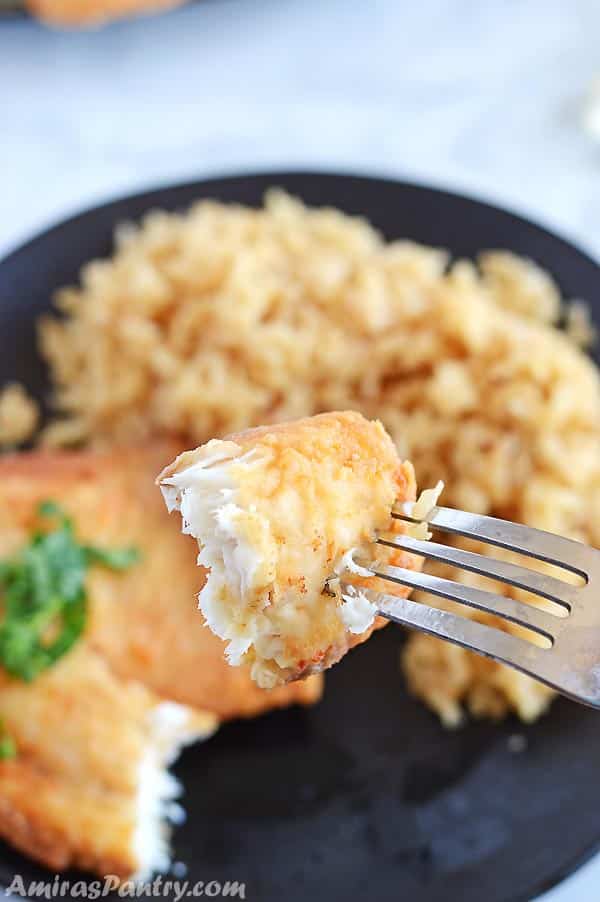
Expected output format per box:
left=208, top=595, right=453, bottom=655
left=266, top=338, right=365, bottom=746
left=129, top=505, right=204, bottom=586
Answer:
left=0, top=383, right=39, bottom=447
left=13, top=189, right=600, bottom=724
left=565, top=299, right=597, bottom=349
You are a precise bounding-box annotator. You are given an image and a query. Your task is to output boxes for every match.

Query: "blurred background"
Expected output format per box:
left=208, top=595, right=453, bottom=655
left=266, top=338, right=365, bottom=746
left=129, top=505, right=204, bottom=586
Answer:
left=1, top=1, right=599, bottom=898
left=1, top=0, right=600, bottom=261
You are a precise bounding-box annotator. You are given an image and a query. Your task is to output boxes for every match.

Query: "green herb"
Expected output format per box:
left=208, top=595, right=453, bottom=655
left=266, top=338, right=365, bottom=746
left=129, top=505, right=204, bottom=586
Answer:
left=0, top=502, right=139, bottom=682
left=0, top=719, right=16, bottom=761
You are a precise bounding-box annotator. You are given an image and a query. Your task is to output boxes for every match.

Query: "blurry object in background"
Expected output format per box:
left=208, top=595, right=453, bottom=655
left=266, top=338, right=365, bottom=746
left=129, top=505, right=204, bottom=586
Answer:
left=0, top=646, right=216, bottom=879
left=25, top=0, right=185, bottom=28
left=581, top=75, right=600, bottom=143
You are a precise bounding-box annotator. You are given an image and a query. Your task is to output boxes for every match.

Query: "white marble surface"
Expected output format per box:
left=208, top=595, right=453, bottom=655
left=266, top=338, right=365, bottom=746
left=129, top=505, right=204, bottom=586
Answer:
left=1, top=1, right=600, bottom=899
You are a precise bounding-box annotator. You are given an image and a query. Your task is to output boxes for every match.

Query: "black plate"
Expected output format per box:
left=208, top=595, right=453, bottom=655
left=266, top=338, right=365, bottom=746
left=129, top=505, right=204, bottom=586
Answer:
left=1, top=172, right=600, bottom=902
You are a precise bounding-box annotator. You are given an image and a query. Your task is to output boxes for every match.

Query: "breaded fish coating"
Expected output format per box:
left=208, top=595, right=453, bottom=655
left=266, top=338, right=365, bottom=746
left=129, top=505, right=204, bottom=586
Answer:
left=0, top=646, right=216, bottom=879
left=159, top=411, right=420, bottom=688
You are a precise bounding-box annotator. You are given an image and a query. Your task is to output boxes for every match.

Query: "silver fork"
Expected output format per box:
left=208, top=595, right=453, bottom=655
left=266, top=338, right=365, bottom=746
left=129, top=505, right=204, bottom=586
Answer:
left=341, top=506, right=600, bottom=708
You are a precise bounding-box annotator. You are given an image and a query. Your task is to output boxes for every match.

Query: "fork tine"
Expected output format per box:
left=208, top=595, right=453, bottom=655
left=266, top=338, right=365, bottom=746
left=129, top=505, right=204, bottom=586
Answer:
left=393, top=506, right=591, bottom=577
left=359, top=588, right=546, bottom=674
left=358, top=587, right=600, bottom=707
left=378, top=534, right=578, bottom=608
left=365, top=564, right=561, bottom=639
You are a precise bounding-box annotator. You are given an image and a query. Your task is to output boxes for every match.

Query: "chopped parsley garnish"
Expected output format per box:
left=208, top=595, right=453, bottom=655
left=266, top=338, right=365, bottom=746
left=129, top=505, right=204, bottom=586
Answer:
left=0, top=501, right=139, bottom=682
left=0, top=720, right=16, bottom=761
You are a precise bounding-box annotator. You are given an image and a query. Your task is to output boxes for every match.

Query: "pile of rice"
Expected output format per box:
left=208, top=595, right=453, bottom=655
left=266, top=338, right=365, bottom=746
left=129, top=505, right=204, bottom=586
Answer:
left=4, top=190, right=600, bottom=725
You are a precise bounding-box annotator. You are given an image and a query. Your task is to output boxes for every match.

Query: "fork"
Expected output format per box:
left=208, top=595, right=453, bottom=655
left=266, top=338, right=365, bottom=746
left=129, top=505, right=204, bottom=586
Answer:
left=341, top=506, right=600, bottom=708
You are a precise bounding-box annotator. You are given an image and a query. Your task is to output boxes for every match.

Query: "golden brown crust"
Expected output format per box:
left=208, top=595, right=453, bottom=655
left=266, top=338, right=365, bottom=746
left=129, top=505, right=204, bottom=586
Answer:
left=0, top=648, right=152, bottom=795
left=0, top=645, right=214, bottom=879
left=0, top=758, right=137, bottom=878
left=159, top=412, right=421, bottom=685
left=159, top=411, right=400, bottom=484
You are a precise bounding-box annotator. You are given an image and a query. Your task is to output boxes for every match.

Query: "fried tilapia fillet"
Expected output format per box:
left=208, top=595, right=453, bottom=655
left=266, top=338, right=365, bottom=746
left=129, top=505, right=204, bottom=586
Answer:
left=0, top=648, right=216, bottom=879
left=0, top=444, right=322, bottom=879
left=0, top=445, right=323, bottom=718
left=159, top=411, right=421, bottom=688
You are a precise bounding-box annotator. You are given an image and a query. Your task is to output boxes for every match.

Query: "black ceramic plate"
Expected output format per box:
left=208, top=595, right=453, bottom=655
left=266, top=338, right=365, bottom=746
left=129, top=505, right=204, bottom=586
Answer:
left=1, top=172, right=600, bottom=902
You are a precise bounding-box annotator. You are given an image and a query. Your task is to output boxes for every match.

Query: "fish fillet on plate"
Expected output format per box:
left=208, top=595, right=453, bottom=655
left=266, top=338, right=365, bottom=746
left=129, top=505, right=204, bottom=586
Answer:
left=0, top=445, right=323, bottom=719
left=0, top=645, right=216, bottom=879
left=0, top=444, right=322, bottom=880
left=159, top=411, right=421, bottom=688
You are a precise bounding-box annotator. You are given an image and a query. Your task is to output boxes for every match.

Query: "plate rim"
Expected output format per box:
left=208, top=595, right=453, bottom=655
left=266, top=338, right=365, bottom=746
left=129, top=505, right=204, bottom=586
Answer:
left=1, top=168, right=599, bottom=276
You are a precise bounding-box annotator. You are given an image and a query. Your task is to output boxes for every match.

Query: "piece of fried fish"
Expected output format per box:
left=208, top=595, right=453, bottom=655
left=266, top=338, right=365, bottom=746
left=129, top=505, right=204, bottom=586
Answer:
left=159, top=411, right=420, bottom=688
left=0, top=647, right=215, bottom=879
left=0, top=444, right=322, bottom=879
